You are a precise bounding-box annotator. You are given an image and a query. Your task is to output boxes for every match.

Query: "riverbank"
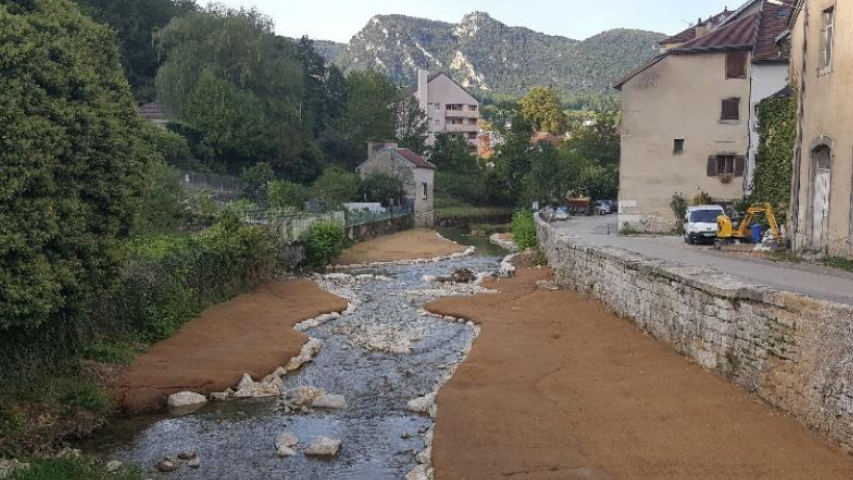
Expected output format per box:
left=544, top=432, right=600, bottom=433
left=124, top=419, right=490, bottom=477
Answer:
left=425, top=260, right=853, bottom=479
left=334, top=229, right=467, bottom=265
left=113, top=280, right=347, bottom=413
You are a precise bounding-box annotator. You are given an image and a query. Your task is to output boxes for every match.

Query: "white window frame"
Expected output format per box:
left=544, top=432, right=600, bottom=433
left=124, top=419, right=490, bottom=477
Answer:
left=422, top=183, right=428, bottom=200
left=822, top=6, right=835, bottom=72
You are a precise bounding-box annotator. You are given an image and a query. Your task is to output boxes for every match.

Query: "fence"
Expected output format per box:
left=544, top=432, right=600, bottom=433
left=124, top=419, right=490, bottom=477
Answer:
left=181, top=171, right=245, bottom=200
left=344, top=204, right=414, bottom=227
left=247, top=211, right=346, bottom=244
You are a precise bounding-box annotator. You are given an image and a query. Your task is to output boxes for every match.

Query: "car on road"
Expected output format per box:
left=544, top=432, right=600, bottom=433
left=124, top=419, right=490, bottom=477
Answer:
left=684, top=205, right=725, bottom=244
left=595, top=200, right=612, bottom=215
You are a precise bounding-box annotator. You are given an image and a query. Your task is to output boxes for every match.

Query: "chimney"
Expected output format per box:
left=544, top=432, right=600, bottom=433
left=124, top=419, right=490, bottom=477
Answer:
left=417, top=69, right=429, bottom=111
left=367, top=141, right=399, bottom=161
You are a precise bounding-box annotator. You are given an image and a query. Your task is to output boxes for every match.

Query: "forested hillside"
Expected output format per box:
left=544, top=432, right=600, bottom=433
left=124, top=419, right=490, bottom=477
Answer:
left=330, top=12, right=665, bottom=97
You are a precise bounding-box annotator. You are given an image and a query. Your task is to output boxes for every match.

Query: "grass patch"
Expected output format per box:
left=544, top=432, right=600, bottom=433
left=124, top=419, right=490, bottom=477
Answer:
left=823, top=256, right=853, bottom=273
left=81, top=340, right=145, bottom=366
left=122, top=233, right=193, bottom=261
left=435, top=196, right=513, bottom=219
left=619, top=223, right=642, bottom=236
left=8, top=457, right=142, bottom=480
left=469, top=223, right=509, bottom=236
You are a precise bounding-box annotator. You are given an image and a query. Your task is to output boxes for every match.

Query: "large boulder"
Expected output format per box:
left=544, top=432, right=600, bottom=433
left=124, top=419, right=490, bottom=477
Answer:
left=167, top=392, right=207, bottom=414
left=311, top=394, right=347, bottom=410
left=304, top=437, right=342, bottom=457
left=276, top=431, right=299, bottom=450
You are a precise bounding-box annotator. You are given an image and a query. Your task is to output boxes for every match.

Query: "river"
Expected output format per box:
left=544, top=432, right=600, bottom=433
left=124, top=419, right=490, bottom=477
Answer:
left=84, top=228, right=505, bottom=479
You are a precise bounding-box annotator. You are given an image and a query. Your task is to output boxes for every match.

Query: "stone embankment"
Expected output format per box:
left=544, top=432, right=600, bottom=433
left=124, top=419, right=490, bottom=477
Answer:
left=536, top=215, right=853, bottom=451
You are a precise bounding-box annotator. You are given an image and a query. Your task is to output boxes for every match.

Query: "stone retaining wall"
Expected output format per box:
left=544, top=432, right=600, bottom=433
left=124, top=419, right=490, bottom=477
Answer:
left=346, top=215, right=413, bottom=242
left=536, top=215, right=853, bottom=450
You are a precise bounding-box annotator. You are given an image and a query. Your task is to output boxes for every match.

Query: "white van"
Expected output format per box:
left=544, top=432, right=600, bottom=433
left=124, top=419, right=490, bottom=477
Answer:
left=684, top=205, right=725, bottom=244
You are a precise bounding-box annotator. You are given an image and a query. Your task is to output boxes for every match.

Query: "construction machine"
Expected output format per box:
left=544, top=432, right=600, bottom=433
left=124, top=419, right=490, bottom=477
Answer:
left=716, top=203, right=782, bottom=245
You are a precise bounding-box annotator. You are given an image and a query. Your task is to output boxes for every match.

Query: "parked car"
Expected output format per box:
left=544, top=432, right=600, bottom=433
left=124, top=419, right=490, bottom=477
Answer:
left=595, top=200, right=615, bottom=215
left=684, top=205, right=725, bottom=244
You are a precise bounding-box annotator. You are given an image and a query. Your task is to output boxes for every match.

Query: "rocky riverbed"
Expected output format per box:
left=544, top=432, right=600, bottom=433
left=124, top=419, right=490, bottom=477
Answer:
left=84, top=246, right=503, bottom=480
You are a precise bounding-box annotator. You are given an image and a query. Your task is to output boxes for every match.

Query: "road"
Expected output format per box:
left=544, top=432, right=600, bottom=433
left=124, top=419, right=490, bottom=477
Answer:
left=549, top=215, right=853, bottom=306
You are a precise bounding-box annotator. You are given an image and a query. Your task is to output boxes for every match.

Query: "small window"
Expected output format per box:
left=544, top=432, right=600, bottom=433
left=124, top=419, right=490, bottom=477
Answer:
left=718, top=155, right=735, bottom=175
left=422, top=183, right=428, bottom=200
left=469, top=105, right=478, bottom=111
left=726, top=52, right=748, bottom=79
left=707, top=155, right=745, bottom=177
left=674, top=139, right=685, bottom=154
left=434, top=104, right=441, bottom=111
left=434, top=119, right=440, bottom=126
left=822, top=7, right=835, bottom=70
left=721, top=98, right=740, bottom=121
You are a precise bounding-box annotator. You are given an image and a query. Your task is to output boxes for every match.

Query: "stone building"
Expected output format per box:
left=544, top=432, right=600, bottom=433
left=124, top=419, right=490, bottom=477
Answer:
left=357, top=142, right=436, bottom=227
left=402, top=70, right=480, bottom=148
left=787, top=0, right=853, bottom=258
left=614, top=0, right=794, bottom=232
left=137, top=102, right=171, bottom=129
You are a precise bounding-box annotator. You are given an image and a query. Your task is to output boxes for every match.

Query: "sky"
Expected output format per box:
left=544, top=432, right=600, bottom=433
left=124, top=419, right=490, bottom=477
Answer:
left=212, top=0, right=741, bottom=43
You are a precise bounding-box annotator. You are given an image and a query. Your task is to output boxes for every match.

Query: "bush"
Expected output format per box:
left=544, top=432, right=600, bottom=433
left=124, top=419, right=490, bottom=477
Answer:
left=313, top=167, right=359, bottom=210
left=512, top=211, right=538, bottom=250
left=267, top=180, right=311, bottom=210
left=240, top=162, right=276, bottom=199
left=670, top=192, right=688, bottom=234
left=7, top=457, right=142, bottom=480
left=358, top=173, right=404, bottom=204
left=132, top=160, right=186, bottom=236
left=302, top=222, right=346, bottom=268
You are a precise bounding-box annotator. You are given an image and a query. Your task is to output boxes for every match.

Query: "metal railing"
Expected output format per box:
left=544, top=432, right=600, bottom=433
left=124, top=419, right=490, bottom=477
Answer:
left=345, top=204, right=414, bottom=227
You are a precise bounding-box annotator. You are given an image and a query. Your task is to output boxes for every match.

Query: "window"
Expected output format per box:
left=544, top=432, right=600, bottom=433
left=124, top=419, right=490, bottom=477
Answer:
left=707, top=155, right=745, bottom=177
left=822, top=7, right=835, bottom=70
left=434, top=103, right=441, bottom=111
left=469, top=105, right=478, bottom=111
left=674, top=139, right=685, bottom=154
left=467, top=132, right=477, bottom=140
left=422, top=183, right=428, bottom=200
left=468, top=119, right=478, bottom=125
left=721, top=98, right=740, bottom=121
left=446, top=104, right=463, bottom=111
left=725, top=51, right=748, bottom=79
left=434, top=119, right=440, bottom=126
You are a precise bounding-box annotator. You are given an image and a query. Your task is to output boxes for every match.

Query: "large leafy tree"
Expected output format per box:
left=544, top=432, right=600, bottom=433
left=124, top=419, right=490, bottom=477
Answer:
left=155, top=6, right=307, bottom=177
left=0, top=0, right=151, bottom=329
left=431, top=133, right=476, bottom=174
left=566, top=111, right=621, bottom=165
left=295, top=36, right=348, bottom=139
left=395, top=97, right=428, bottom=155
left=75, top=0, right=197, bottom=103
left=494, top=116, right=535, bottom=200
left=520, top=86, right=568, bottom=134
left=341, top=70, right=399, bottom=159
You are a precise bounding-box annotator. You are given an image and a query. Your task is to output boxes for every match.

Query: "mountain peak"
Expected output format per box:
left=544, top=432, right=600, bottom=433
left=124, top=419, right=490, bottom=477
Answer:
left=456, top=11, right=499, bottom=36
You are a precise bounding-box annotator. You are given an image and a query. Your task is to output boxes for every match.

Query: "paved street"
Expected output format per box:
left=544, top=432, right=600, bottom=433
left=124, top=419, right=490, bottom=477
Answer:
left=550, top=215, right=853, bottom=306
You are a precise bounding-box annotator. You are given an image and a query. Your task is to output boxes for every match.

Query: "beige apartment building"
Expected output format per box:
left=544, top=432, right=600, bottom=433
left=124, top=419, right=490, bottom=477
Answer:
left=788, top=0, right=853, bottom=258
left=403, top=70, right=480, bottom=148
left=615, top=0, right=793, bottom=232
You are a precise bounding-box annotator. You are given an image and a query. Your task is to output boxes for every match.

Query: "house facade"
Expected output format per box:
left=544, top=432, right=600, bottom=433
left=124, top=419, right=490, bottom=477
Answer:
left=615, top=0, right=793, bottom=232
left=357, top=142, right=436, bottom=227
left=788, top=0, right=853, bottom=258
left=403, top=70, right=480, bottom=148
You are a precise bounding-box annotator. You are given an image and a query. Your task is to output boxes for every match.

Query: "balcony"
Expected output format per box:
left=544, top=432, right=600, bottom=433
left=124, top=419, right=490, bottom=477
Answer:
left=444, top=108, right=479, bottom=119
left=444, top=123, right=478, bottom=133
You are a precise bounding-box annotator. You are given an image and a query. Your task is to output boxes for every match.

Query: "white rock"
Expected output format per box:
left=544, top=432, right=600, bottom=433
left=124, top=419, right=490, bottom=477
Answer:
left=406, top=393, right=436, bottom=414
left=324, top=273, right=352, bottom=281
left=187, top=457, right=201, bottom=468
left=167, top=391, right=207, bottom=409
left=210, top=392, right=229, bottom=402
left=276, top=447, right=297, bottom=458
left=177, top=450, right=197, bottom=460
left=304, top=436, right=341, bottom=457
left=416, top=446, right=432, bottom=465
left=157, top=459, right=177, bottom=472
left=276, top=431, right=299, bottom=449
left=406, top=464, right=432, bottom=480
left=311, top=394, right=347, bottom=410
left=424, top=428, right=434, bottom=447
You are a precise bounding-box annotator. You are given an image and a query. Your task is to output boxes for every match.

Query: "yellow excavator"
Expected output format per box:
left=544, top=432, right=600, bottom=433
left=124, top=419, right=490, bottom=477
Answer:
left=716, top=203, right=782, bottom=245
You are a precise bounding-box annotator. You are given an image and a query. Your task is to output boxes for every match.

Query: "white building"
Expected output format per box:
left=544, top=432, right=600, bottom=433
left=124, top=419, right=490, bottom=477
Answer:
left=402, top=70, right=480, bottom=148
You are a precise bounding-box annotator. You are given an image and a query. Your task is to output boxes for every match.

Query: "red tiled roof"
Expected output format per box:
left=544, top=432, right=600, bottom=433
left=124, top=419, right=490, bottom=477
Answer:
left=672, top=13, right=759, bottom=53
left=660, top=10, right=731, bottom=46
left=753, top=1, right=796, bottom=62
left=138, top=102, right=169, bottom=122
left=395, top=148, right=436, bottom=170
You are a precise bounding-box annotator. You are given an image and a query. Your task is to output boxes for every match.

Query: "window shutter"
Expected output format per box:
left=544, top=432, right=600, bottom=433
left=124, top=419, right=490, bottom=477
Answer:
left=734, top=156, right=745, bottom=177
left=707, top=156, right=717, bottom=177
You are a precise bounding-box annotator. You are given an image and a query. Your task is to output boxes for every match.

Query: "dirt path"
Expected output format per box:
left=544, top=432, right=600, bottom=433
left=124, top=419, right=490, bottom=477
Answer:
left=335, top=229, right=466, bottom=265
left=426, top=267, right=853, bottom=480
left=113, top=280, right=347, bottom=413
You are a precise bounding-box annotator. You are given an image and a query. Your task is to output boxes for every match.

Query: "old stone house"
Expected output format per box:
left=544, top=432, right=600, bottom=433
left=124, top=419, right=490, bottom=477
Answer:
left=614, top=0, right=794, bottom=232
left=357, top=142, right=436, bottom=227
left=402, top=70, right=480, bottom=148
left=788, top=0, right=853, bottom=258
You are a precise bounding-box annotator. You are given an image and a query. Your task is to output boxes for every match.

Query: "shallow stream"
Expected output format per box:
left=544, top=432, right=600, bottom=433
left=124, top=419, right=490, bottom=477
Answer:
left=84, top=230, right=503, bottom=479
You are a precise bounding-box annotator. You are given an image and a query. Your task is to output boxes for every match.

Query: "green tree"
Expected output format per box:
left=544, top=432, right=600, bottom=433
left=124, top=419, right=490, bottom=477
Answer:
left=240, top=162, right=276, bottom=200
left=396, top=97, right=429, bottom=155
left=267, top=180, right=311, bottom=211
left=0, top=0, right=151, bottom=329
left=575, top=163, right=618, bottom=201
left=565, top=111, right=621, bottom=165
left=520, top=86, right=568, bottom=134
left=359, top=173, right=404, bottom=204
left=494, top=116, right=536, bottom=201
left=431, top=133, right=476, bottom=174
left=155, top=6, right=306, bottom=176
left=313, top=167, right=359, bottom=210
left=75, top=0, right=197, bottom=103
left=341, top=70, right=398, bottom=158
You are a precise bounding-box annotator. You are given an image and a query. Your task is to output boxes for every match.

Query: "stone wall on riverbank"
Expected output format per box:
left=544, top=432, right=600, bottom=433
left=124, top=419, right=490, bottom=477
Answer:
left=536, top=216, right=853, bottom=451
left=346, top=214, right=413, bottom=242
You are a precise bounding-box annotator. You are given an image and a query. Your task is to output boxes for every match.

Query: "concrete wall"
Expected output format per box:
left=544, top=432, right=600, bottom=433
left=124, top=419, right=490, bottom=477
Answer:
left=536, top=216, right=853, bottom=451
left=413, top=167, right=435, bottom=227
left=416, top=73, right=479, bottom=147
left=346, top=214, right=413, bottom=242
left=790, top=0, right=853, bottom=258
left=619, top=53, right=751, bottom=233
left=747, top=63, right=790, bottom=191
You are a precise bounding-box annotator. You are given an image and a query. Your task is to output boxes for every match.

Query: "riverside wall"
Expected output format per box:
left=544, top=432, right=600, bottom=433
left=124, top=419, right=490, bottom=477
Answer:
left=536, top=215, right=853, bottom=450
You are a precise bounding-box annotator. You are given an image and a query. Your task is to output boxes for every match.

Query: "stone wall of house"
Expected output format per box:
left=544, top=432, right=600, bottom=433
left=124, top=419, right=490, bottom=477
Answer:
left=536, top=215, right=853, bottom=450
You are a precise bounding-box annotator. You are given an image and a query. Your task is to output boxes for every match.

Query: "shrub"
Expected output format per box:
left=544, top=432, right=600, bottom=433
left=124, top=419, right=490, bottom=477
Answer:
left=60, top=382, right=112, bottom=413
left=240, top=162, right=276, bottom=199
left=512, top=211, right=538, bottom=250
left=358, top=173, right=404, bottom=204
left=692, top=191, right=714, bottom=206
left=670, top=192, right=688, bottom=234
left=267, top=180, right=311, bottom=210
left=132, top=160, right=186, bottom=236
left=7, top=457, right=142, bottom=480
left=313, top=167, right=359, bottom=210
left=302, top=222, right=346, bottom=268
